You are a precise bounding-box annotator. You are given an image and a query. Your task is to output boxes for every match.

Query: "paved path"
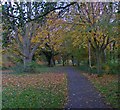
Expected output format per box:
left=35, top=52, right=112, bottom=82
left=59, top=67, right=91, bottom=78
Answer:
left=61, top=67, right=110, bottom=108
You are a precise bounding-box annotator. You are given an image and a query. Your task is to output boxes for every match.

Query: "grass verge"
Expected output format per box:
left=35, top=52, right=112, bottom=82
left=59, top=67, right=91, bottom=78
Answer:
left=2, top=73, right=68, bottom=108
left=82, top=73, right=119, bottom=108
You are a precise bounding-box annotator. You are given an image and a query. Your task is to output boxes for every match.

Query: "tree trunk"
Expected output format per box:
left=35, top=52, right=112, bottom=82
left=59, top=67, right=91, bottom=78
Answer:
left=96, top=51, right=101, bottom=74
left=101, top=49, right=106, bottom=63
left=113, top=42, right=115, bottom=62
left=24, top=57, right=32, bottom=66
left=63, top=59, right=65, bottom=66
left=47, top=55, right=54, bottom=67
left=49, top=57, right=54, bottom=67
left=103, top=50, right=106, bottom=63
left=23, top=42, right=32, bottom=70
left=46, top=56, right=53, bottom=67
left=71, top=56, right=74, bottom=66
left=52, top=56, right=56, bottom=66
left=88, top=41, right=92, bottom=68
left=109, top=43, right=112, bottom=61
left=77, top=60, right=80, bottom=66
left=48, top=58, right=51, bottom=66
left=23, top=56, right=32, bottom=72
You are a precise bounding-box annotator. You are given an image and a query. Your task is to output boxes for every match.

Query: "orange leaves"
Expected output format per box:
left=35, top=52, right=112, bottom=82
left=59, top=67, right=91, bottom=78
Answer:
left=2, top=73, right=68, bottom=108
left=2, top=73, right=66, bottom=89
left=82, top=72, right=118, bottom=86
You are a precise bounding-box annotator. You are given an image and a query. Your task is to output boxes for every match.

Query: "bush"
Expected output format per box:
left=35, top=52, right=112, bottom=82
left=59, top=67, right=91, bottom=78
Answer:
left=26, top=61, right=41, bottom=73
left=79, top=64, right=98, bottom=74
left=10, top=63, right=25, bottom=74
left=9, top=61, right=41, bottom=74
left=102, top=61, right=119, bottom=74
left=108, top=62, right=119, bottom=74
left=102, top=64, right=110, bottom=73
left=0, top=66, right=9, bottom=70
left=0, top=66, right=2, bottom=70
left=79, top=64, right=89, bottom=72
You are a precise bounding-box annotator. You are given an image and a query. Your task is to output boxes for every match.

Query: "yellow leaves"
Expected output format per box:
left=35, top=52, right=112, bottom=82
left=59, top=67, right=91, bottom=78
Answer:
left=31, top=37, right=39, bottom=43
left=31, top=13, right=67, bottom=51
left=31, top=12, right=66, bottom=51
left=17, top=34, right=23, bottom=42
left=31, top=28, right=48, bottom=43
left=70, top=25, right=88, bottom=48
left=88, top=29, right=107, bottom=44
left=47, top=19, right=53, bottom=25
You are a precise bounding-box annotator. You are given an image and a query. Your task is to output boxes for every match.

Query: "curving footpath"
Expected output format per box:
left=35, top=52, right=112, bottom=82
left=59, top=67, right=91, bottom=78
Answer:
left=63, top=67, right=110, bottom=109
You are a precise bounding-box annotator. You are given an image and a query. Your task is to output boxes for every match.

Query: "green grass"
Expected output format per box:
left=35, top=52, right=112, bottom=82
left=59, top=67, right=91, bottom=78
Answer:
left=35, top=66, right=62, bottom=73
left=94, top=80, right=119, bottom=108
left=83, top=73, right=119, bottom=108
left=0, top=90, right=1, bottom=110
left=78, top=63, right=119, bottom=75
left=7, top=63, right=62, bottom=74
left=2, top=73, right=67, bottom=108
left=77, top=65, right=98, bottom=74
left=2, top=86, right=66, bottom=108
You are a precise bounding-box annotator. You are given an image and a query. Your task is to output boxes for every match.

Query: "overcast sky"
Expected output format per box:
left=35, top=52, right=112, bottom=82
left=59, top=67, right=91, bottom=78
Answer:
left=1, top=0, right=120, bottom=3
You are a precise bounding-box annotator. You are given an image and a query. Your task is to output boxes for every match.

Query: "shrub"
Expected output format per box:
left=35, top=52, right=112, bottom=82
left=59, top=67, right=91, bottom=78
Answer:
left=108, top=62, right=119, bottom=74
left=9, top=61, right=38, bottom=73
left=102, top=64, right=110, bottom=73
left=10, top=63, right=25, bottom=74
left=1, top=66, right=9, bottom=70
left=102, top=61, right=119, bottom=74
left=26, top=61, right=41, bottom=73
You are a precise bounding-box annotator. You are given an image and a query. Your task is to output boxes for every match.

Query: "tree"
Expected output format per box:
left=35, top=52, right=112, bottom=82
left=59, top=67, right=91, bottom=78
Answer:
left=63, top=2, right=119, bottom=73
left=2, top=2, right=76, bottom=69
left=32, top=12, right=65, bottom=66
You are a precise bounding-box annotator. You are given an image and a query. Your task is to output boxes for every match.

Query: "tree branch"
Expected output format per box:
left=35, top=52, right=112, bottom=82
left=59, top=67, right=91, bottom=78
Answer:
left=89, top=38, right=95, bottom=50
left=30, top=43, right=41, bottom=57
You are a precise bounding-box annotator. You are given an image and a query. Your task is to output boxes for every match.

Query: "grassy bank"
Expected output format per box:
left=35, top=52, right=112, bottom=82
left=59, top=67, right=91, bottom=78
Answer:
left=2, top=73, right=68, bottom=108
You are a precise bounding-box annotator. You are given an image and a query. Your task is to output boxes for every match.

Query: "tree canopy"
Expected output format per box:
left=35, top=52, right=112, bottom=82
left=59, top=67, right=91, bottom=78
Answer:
left=2, top=2, right=119, bottom=73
